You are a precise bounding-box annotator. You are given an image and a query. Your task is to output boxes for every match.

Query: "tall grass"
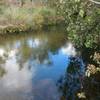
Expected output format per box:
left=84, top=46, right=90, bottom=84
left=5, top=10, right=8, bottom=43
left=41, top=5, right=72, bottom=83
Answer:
left=0, top=6, right=57, bottom=29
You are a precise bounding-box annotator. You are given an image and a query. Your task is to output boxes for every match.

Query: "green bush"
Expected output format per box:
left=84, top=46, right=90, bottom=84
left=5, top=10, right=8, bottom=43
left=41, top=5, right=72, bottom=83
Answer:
left=54, top=0, right=100, bottom=48
left=40, top=7, right=57, bottom=25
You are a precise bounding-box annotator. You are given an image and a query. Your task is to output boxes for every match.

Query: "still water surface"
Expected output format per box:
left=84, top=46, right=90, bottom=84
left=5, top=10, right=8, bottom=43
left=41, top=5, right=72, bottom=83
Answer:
left=0, top=30, right=74, bottom=100
left=2, top=28, right=97, bottom=100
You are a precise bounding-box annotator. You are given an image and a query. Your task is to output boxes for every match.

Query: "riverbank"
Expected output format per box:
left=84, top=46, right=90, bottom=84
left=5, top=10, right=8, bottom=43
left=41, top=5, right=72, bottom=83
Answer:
left=0, top=6, right=64, bottom=34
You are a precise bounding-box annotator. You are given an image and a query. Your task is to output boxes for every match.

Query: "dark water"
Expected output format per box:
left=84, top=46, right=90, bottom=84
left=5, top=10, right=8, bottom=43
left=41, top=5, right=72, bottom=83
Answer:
left=0, top=30, right=99, bottom=100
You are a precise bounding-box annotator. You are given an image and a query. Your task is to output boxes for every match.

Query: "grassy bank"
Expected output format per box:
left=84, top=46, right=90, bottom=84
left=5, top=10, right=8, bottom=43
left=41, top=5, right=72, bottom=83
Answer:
left=0, top=6, right=63, bottom=34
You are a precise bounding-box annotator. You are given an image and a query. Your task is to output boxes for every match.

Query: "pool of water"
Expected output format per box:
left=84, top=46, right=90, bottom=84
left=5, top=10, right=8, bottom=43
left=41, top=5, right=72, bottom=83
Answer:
left=0, top=29, right=75, bottom=100
left=1, top=27, right=100, bottom=100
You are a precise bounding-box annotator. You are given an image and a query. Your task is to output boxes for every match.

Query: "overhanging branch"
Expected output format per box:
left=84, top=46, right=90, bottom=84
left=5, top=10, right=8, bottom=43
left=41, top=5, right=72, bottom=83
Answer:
left=89, top=0, right=100, bottom=4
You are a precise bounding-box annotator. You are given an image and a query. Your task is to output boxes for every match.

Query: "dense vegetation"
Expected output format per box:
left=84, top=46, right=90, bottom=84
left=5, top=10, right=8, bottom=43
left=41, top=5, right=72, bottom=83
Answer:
left=49, top=0, right=100, bottom=48
left=0, top=0, right=62, bottom=34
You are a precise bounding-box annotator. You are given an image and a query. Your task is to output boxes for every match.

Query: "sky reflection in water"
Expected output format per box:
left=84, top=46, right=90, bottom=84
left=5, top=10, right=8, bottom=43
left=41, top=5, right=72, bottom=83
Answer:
left=0, top=32, right=76, bottom=100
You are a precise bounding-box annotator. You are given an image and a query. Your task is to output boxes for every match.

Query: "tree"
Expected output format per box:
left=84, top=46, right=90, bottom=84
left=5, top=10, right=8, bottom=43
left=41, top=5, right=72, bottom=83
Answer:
left=54, top=0, right=100, bottom=48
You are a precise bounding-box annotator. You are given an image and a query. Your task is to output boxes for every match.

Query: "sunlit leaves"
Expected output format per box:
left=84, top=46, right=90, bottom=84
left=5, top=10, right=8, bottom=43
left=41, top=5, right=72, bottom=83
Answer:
left=77, top=92, right=86, bottom=99
left=75, top=0, right=80, bottom=3
left=93, top=52, right=100, bottom=65
left=79, top=9, right=84, bottom=17
left=54, top=0, right=100, bottom=48
left=85, top=64, right=99, bottom=77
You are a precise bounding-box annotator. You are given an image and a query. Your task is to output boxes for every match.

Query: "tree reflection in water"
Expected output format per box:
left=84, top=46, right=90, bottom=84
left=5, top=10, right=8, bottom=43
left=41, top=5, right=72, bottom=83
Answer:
left=57, top=57, right=85, bottom=100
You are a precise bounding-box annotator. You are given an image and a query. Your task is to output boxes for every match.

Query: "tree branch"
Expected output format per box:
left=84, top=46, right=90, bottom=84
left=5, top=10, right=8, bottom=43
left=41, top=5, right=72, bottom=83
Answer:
left=89, top=0, right=100, bottom=4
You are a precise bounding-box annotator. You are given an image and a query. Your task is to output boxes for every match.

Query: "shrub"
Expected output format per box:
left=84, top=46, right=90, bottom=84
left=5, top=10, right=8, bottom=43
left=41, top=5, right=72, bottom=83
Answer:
left=40, top=7, right=57, bottom=25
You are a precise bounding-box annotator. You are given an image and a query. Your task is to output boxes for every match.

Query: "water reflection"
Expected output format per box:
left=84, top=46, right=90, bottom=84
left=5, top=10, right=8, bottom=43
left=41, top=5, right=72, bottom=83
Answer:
left=58, top=57, right=85, bottom=100
left=0, top=31, right=70, bottom=100
left=1, top=30, right=95, bottom=100
left=61, top=43, right=76, bottom=57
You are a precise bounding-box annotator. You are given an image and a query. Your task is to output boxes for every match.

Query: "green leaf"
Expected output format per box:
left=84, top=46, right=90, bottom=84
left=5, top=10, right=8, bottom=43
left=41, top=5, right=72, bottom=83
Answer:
left=79, top=9, right=84, bottom=17
left=75, top=0, right=80, bottom=3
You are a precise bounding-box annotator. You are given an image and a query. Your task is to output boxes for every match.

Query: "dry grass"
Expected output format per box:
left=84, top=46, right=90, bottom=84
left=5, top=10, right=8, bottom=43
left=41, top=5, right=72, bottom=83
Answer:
left=0, top=6, right=58, bottom=34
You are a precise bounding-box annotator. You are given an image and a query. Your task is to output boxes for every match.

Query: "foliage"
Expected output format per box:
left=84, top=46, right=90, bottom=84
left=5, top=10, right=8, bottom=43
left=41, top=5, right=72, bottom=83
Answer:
left=39, top=7, right=57, bottom=25
left=85, top=52, right=100, bottom=77
left=54, top=0, right=100, bottom=48
left=0, top=6, right=57, bottom=34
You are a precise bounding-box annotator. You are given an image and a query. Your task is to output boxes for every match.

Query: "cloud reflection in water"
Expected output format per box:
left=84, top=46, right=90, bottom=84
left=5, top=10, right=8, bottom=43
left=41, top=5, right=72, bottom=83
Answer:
left=0, top=34, right=75, bottom=100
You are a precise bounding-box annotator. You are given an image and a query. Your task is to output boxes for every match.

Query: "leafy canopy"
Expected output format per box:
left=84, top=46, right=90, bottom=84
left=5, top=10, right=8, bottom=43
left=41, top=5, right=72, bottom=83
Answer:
left=54, top=0, right=100, bottom=48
